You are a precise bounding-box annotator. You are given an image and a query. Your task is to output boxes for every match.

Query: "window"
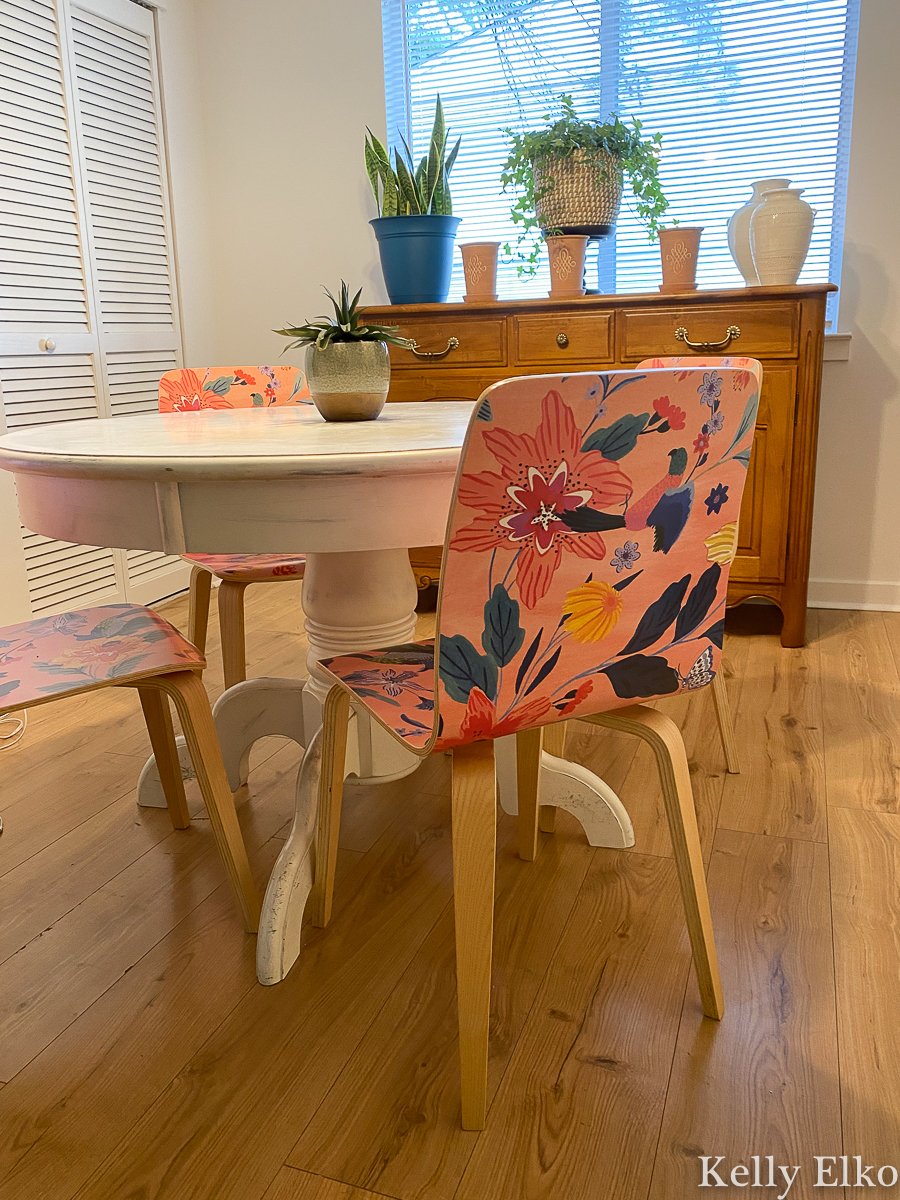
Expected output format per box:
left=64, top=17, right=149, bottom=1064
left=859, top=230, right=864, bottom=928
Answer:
left=382, top=0, right=859, bottom=322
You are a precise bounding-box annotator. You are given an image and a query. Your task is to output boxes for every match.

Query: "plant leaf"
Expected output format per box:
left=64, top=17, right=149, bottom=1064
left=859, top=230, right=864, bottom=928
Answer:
left=558, top=508, right=626, bottom=533
left=618, top=574, right=690, bottom=655
left=703, top=618, right=725, bottom=648
left=202, top=375, right=234, bottom=396
left=582, top=412, right=650, bottom=460
left=515, top=628, right=542, bottom=692
left=723, top=390, right=759, bottom=457
left=439, top=634, right=498, bottom=703
left=524, top=646, right=561, bottom=695
left=482, top=584, right=525, bottom=667
left=602, top=654, right=680, bottom=699
left=674, top=563, right=721, bottom=640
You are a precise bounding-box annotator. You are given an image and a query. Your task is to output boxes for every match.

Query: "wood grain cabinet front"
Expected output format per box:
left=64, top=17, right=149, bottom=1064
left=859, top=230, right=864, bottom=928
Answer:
left=364, top=285, right=834, bottom=646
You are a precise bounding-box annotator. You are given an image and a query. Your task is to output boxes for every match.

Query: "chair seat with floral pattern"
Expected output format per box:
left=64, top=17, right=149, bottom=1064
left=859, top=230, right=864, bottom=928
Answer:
left=0, top=604, right=205, bottom=714
left=184, top=553, right=306, bottom=583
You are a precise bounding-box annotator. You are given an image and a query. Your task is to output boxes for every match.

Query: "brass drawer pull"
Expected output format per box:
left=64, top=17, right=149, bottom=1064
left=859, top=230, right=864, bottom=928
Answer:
left=556, top=332, right=569, bottom=348
left=406, top=336, right=459, bottom=360
left=674, top=324, right=741, bottom=352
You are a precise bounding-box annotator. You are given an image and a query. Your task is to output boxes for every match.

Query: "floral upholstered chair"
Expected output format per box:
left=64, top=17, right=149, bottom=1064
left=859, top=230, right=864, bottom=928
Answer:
left=0, top=603, right=259, bottom=930
left=312, top=361, right=761, bottom=1129
left=159, top=366, right=312, bottom=687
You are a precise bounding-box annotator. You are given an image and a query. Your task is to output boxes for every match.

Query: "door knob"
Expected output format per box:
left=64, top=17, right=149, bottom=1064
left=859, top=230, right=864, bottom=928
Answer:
left=39, top=338, right=56, bottom=353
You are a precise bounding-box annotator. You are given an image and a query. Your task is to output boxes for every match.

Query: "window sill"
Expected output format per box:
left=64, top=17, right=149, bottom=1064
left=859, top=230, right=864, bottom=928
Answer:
left=824, top=333, right=851, bottom=361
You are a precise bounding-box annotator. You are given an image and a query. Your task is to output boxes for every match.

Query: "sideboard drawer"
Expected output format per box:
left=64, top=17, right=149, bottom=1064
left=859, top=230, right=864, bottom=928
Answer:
left=620, top=301, right=800, bottom=360
left=386, top=317, right=506, bottom=369
left=513, top=312, right=613, bottom=365
left=387, top=369, right=501, bottom=403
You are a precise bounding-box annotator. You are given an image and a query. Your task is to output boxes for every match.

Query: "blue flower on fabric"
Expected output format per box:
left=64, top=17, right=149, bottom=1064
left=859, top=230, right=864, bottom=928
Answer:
left=705, top=483, right=729, bottom=515
left=584, top=378, right=607, bottom=419
left=706, top=409, right=724, bottom=435
left=698, top=371, right=722, bottom=408
left=610, top=540, right=641, bottom=573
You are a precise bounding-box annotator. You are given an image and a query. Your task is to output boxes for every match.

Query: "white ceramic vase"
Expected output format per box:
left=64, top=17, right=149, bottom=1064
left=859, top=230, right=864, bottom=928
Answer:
left=749, top=187, right=816, bottom=286
left=727, top=177, right=790, bottom=285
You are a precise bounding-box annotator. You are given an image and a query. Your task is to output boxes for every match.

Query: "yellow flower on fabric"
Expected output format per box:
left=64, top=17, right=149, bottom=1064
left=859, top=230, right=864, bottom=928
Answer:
left=564, top=580, right=624, bottom=643
left=705, top=522, right=738, bottom=565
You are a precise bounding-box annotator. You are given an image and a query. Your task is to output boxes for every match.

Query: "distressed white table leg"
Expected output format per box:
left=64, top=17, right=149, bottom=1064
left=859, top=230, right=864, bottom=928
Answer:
left=301, top=548, right=422, bottom=784
left=138, top=547, right=422, bottom=810
left=257, top=726, right=324, bottom=985
left=494, top=732, right=634, bottom=850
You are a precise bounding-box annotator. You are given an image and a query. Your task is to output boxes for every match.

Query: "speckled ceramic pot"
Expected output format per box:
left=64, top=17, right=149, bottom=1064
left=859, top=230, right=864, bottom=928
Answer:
left=305, top=341, right=390, bottom=422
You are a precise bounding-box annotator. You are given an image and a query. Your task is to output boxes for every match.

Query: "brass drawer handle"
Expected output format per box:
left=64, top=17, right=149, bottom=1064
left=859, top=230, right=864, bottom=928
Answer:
left=406, top=336, right=459, bottom=360
left=674, top=324, right=741, bottom=352
left=556, top=332, right=569, bottom=348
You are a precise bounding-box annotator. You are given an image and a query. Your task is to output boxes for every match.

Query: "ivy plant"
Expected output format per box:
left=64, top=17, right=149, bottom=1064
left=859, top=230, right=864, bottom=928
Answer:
left=500, top=95, right=669, bottom=275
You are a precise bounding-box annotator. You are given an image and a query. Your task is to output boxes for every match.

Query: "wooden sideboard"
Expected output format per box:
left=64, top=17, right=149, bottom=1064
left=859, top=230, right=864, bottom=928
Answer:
left=364, top=283, right=835, bottom=647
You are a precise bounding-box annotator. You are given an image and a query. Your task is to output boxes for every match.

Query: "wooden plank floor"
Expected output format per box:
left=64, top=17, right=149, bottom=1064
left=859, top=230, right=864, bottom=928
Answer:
left=0, top=588, right=897, bottom=1199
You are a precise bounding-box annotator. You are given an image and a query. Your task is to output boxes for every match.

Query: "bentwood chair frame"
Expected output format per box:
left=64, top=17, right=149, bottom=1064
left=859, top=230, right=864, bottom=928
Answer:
left=158, top=366, right=311, bottom=686
left=312, top=359, right=762, bottom=1128
left=0, top=603, right=260, bottom=931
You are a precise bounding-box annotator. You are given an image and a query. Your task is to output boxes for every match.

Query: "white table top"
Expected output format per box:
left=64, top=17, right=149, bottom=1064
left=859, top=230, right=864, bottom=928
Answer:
left=0, top=402, right=475, bottom=482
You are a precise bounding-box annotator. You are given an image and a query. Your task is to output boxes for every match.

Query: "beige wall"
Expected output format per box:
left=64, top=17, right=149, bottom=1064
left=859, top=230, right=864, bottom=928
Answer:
left=188, top=0, right=388, bottom=367
left=809, top=0, right=900, bottom=609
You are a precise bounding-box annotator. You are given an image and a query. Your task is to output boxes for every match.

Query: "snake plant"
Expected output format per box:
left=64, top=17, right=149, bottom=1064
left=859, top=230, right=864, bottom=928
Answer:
left=365, top=96, right=461, bottom=217
left=275, top=283, right=411, bottom=351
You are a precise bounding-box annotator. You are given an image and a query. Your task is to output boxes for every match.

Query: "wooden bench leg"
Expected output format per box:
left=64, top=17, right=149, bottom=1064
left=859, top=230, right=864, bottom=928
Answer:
left=711, top=670, right=740, bottom=774
left=150, top=671, right=260, bottom=933
left=310, top=686, right=351, bottom=928
left=218, top=580, right=249, bottom=690
left=451, top=738, right=497, bottom=1130
left=137, top=686, right=191, bottom=830
left=581, top=706, right=725, bottom=1020
left=187, top=564, right=212, bottom=656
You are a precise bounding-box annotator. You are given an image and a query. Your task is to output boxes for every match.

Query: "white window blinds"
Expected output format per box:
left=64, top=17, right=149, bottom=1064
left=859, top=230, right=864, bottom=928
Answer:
left=382, top=0, right=858, bottom=317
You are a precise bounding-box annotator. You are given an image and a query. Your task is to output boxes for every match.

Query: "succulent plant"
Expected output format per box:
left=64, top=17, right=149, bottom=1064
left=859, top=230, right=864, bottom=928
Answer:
left=275, top=282, right=411, bottom=352
left=365, top=95, right=461, bottom=217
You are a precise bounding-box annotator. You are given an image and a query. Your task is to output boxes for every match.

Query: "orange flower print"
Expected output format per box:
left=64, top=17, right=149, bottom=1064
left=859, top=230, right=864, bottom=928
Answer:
left=451, top=390, right=632, bottom=608
left=556, top=678, right=594, bottom=715
left=159, top=369, right=234, bottom=413
left=452, top=686, right=552, bottom=745
left=653, top=394, right=686, bottom=431
left=234, top=369, right=255, bottom=385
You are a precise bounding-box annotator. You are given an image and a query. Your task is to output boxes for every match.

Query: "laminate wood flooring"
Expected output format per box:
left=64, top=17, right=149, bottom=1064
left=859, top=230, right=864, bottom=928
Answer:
left=0, top=589, right=896, bottom=1199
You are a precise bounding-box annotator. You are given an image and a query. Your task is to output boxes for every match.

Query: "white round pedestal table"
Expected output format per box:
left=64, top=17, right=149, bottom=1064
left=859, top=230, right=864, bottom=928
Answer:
left=0, top=404, right=633, bottom=982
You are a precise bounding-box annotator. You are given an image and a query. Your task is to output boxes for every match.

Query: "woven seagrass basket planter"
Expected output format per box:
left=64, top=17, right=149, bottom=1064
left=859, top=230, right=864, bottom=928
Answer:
left=533, top=148, right=623, bottom=236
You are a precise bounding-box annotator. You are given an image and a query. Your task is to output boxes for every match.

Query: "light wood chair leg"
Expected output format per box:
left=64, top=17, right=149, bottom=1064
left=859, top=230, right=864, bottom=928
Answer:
left=148, top=671, right=261, bottom=933
left=218, top=580, right=248, bottom=690
left=137, top=686, right=190, bottom=830
left=516, top=727, right=542, bottom=861
left=310, top=686, right=351, bottom=928
left=581, top=705, right=724, bottom=1020
left=451, top=738, right=497, bottom=1130
left=539, top=720, right=568, bottom=833
left=187, top=564, right=212, bottom=656
left=711, top=669, right=740, bottom=774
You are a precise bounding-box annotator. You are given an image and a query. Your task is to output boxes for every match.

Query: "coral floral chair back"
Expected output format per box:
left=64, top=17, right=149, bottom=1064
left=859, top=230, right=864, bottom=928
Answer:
left=159, top=365, right=311, bottom=412
left=328, top=362, right=761, bottom=757
left=432, top=361, right=762, bottom=748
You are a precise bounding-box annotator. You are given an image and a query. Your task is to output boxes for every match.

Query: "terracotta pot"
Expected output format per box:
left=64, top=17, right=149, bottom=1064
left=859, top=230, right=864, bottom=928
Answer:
left=460, top=242, right=500, bottom=302
left=658, top=226, right=703, bottom=294
left=727, top=178, right=790, bottom=285
left=546, top=234, right=588, bottom=298
left=304, top=341, right=389, bottom=422
left=749, top=188, right=816, bottom=286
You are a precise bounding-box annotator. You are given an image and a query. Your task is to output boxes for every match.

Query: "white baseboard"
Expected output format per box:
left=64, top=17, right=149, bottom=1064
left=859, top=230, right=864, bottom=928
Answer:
left=808, top=578, right=900, bottom=612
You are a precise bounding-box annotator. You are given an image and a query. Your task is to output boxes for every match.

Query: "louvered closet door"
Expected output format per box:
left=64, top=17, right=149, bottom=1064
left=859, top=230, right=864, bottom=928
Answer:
left=0, top=0, right=121, bottom=619
left=66, top=0, right=189, bottom=603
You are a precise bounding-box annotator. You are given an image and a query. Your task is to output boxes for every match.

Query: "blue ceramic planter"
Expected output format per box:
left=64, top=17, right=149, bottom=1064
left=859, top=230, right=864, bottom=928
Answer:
left=371, top=215, right=461, bottom=305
